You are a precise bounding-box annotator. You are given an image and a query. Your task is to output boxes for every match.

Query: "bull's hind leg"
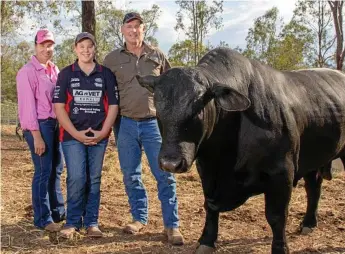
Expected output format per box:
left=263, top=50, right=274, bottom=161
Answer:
left=301, top=170, right=323, bottom=234
left=264, top=171, right=292, bottom=254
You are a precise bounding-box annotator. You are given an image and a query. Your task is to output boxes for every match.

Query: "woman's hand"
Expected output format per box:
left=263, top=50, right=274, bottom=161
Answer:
left=33, top=135, right=46, bottom=156
left=31, top=130, right=45, bottom=156
left=88, top=129, right=109, bottom=145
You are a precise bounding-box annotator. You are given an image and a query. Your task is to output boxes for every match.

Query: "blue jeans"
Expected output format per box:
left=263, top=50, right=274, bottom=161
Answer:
left=23, top=119, right=65, bottom=228
left=61, top=139, right=108, bottom=229
left=115, top=116, right=179, bottom=228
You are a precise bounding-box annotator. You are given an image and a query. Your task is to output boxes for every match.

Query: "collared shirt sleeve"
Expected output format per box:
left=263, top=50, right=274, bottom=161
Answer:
left=16, top=66, right=39, bottom=130
left=161, top=53, right=171, bottom=74
left=53, top=69, right=69, bottom=104
left=103, top=54, right=111, bottom=68
left=104, top=67, right=119, bottom=105
left=102, top=52, right=112, bottom=69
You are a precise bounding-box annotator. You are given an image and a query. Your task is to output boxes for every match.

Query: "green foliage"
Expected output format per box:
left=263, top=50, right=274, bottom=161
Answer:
left=244, top=7, right=281, bottom=63
left=175, top=0, right=223, bottom=65
left=54, top=38, right=76, bottom=70
left=244, top=7, right=314, bottom=70
left=168, top=40, right=202, bottom=66
left=291, top=0, right=335, bottom=67
left=1, top=41, right=33, bottom=102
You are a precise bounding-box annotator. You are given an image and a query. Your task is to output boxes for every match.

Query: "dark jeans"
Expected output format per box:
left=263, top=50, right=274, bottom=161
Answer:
left=23, top=119, right=65, bottom=228
left=61, top=139, right=108, bottom=229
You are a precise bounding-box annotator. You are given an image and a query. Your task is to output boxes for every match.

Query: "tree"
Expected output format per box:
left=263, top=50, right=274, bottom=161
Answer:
left=175, top=0, right=223, bottom=65
left=328, top=1, right=345, bottom=70
left=0, top=1, right=80, bottom=102
left=292, top=0, right=335, bottom=67
left=82, top=0, right=95, bottom=36
left=244, top=7, right=281, bottom=64
left=54, top=38, right=76, bottom=69
left=168, top=40, right=196, bottom=66
left=244, top=7, right=313, bottom=70
left=96, top=3, right=161, bottom=61
left=1, top=41, right=33, bottom=102
left=271, top=20, right=313, bottom=70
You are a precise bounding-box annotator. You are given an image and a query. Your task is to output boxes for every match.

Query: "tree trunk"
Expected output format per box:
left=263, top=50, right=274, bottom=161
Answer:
left=193, top=1, right=198, bottom=65
left=328, top=1, right=344, bottom=70
left=82, top=0, right=96, bottom=36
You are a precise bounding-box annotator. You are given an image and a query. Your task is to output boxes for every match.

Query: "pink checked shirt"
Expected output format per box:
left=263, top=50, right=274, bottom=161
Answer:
left=16, top=56, right=59, bottom=130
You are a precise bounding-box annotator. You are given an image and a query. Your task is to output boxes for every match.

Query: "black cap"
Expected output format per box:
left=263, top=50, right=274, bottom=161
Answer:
left=75, top=32, right=96, bottom=45
left=123, top=12, right=143, bottom=24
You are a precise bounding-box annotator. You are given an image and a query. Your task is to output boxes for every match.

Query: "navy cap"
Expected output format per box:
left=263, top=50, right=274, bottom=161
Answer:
left=123, top=12, right=143, bottom=24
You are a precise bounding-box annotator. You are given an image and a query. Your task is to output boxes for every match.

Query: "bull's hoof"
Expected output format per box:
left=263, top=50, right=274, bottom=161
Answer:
left=300, top=226, right=313, bottom=235
left=195, top=244, right=215, bottom=254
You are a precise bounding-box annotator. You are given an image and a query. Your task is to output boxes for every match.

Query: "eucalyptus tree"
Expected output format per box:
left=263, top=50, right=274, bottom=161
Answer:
left=175, top=0, right=223, bottom=65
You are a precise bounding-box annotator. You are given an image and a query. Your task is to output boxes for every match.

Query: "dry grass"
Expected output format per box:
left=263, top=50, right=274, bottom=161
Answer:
left=1, top=125, right=345, bottom=254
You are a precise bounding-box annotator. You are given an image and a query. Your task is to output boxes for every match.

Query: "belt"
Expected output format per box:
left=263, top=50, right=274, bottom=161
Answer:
left=121, top=116, right=156, bottom=122
left=38, top=117, right=56, bottom=122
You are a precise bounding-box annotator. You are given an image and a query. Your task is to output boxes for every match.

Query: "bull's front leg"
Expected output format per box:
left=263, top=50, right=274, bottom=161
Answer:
left=264, top=171, right=292, bottom=254
left=195, top=202, right=219, bottom=254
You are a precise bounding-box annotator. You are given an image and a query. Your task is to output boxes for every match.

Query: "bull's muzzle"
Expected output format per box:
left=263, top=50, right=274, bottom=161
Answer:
left=159, top=157, right=188, bottom=173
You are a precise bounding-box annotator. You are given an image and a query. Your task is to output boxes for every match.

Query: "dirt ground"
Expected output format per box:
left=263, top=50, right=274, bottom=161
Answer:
left=1, top=125, right=345, bottom=254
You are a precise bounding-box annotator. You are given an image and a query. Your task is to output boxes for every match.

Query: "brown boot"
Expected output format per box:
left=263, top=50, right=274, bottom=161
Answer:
left=164, top=227, right=184, bottom=246
left=123, top=221, right=145, bottom=234
left=87, top=226, right=103, bottom=238
left=59, top=226, right=76, bottom=239
left=44, top=222, right=61, bottom=232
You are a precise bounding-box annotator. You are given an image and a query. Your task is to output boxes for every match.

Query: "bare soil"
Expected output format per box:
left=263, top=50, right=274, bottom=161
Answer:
left=1, top=125, right=345, bottom=254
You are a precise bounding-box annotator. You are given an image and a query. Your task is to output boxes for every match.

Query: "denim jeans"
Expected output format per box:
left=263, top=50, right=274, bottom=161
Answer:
left=61, top=139, right=108, bottom=229
left=115, top=116, right=179, bottom=228
left=23, top=119, right=65, bottom=228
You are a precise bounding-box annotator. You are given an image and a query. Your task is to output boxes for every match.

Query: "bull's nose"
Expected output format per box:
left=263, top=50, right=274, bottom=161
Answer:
left=159, top=157, right=187, bottom=173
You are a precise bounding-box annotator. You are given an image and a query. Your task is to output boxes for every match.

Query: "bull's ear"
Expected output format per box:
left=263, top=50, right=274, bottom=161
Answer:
left=136, top=75, right=159, bottom=93
left=211, top=82, right=251, bottom=111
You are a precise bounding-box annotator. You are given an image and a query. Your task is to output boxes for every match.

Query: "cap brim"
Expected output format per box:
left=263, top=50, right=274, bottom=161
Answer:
left=37, top=39, right=55, bottom=44
left=125, top=17, right=143, bottom=24
left=75, top=37, right=96, bottom=45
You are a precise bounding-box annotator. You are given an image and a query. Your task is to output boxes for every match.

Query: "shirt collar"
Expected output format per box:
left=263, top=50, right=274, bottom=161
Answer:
left=72, top=59, right=102, bottom=73
left=30, top=56, right=56, bottom=71
left=30, top=56, right=48, bottom=71
left=120, top=41, right=154, bottom=55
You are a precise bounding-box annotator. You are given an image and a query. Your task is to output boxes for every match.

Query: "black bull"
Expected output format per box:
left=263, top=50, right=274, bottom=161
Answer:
left=136, top=48, right=345, bottom=254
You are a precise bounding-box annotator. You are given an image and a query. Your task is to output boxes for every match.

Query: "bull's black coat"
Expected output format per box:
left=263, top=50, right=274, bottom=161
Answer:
left=137, top=48, right=345, bottom=254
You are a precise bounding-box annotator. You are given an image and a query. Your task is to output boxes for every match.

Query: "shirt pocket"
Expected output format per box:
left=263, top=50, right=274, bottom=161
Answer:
left=111, top=56, right=134, bottom=85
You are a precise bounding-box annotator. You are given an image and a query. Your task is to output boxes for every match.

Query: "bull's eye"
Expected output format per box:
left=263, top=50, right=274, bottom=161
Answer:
left=198, top=109, right=204, bottom=120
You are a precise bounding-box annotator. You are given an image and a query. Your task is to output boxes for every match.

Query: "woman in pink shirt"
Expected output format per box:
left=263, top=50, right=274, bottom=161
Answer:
left=16, top=29, right=65, bottom=232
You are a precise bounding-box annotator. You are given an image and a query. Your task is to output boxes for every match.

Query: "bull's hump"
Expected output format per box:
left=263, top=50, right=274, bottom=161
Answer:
left=198, top=47, right=245, bottom=67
